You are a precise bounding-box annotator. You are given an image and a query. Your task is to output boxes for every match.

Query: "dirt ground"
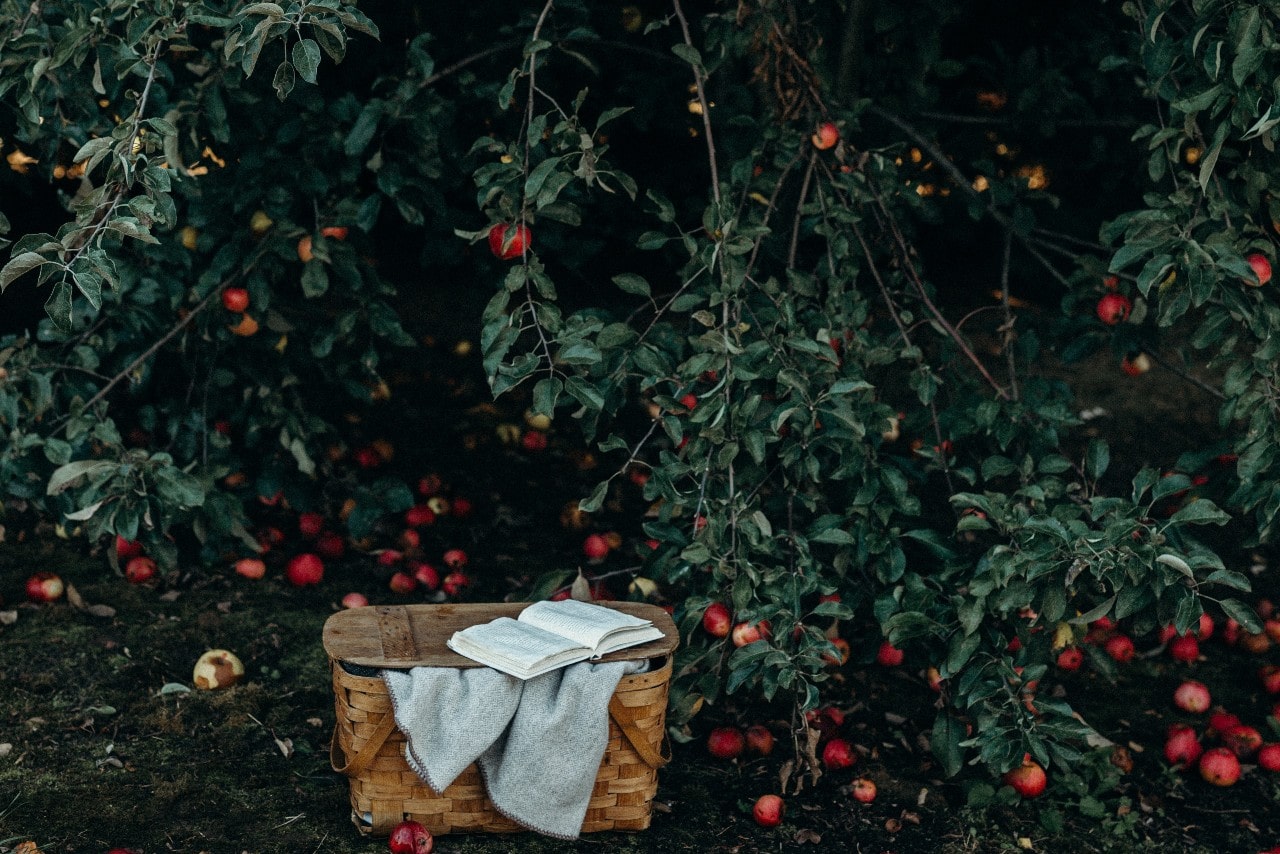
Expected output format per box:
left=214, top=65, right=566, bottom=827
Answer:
left=2, top=332, right=1279, bottom=854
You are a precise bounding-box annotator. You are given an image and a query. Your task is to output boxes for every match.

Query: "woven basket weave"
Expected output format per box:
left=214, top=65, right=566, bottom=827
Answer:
left=324, top=603, right=677, bottom=837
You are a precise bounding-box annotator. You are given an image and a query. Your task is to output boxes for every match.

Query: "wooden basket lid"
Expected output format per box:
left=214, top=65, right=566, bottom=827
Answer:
left=323, top=601, right=679, bottom=669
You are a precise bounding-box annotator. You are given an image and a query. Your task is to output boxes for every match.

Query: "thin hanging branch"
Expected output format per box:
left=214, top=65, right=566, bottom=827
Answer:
left=672, top=0, right=720, bottom=205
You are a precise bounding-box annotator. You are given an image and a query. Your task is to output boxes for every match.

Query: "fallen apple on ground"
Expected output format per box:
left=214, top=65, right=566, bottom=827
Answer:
left=193, top=649, right=245, bottom=690
left=1173, top=680, right=1211, bottom=714
left=388, top=819, right=434, bottom=853
left=752, top=793, right=784, bottom=828
left=1198, top=747, right=1240, bottom=786
left=25, top=571, right=64, bottom=603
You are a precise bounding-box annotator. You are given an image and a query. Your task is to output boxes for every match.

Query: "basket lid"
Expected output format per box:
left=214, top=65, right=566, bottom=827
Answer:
left=322, top=601, right=679, bottom=669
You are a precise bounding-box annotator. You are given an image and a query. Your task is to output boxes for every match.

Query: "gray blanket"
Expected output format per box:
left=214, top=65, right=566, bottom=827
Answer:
left=382, top=660, right=629, bottom=839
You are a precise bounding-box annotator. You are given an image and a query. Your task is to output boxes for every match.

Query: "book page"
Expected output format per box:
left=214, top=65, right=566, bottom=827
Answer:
left=449, top=617, right=581, bottom=671
left=519, top=599, right=653, bottom=650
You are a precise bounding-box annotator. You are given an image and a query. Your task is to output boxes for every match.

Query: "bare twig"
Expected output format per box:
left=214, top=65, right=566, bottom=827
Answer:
left=788, top=152, right=817, bottom=269
left=672, top=0, right=720, bottom=204
left=1000, top=231, right=1019, bottom=401
left=1144, top=350, right=1225, bottom=400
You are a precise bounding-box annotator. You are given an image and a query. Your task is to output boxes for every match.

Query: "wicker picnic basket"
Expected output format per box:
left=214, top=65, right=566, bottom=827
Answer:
left=324, top=602, right=679, bottom=836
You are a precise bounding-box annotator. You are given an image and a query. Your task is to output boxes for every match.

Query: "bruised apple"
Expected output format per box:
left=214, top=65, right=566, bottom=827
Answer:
left=193, top=649, right=245, bottom=690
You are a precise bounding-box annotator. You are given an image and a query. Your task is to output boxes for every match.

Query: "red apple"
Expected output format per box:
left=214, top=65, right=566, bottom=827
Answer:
left=707, top=726, right=745, bottom=760
left=389, top=572, right=417, bottom=594
left=1121, top=352, right=1152, bottom=376
left=1208, top=709, right=1242, bottom=736
left=583, top=533, right=610, bottom=562
left=745, top=724, right=774, bottom=756
left=678, top=393, right=698, bottom=411
left=321, top=225, right=349, bottom=240
left=732, top=620, right=771, bottom=647
left=1002, top=755, right=1047, bottom=798
left=25, top=571, right=64, bottom=603
left=1173, top=680, right=1211, bottom=714
left=298, top=512, right=325, bottom=538
left=124, top=556, right=157, bottom=584
left=487, top=222, right=531, bottom=261
left=400, top=529, right=421, bottom=550
left=1164, top=723, right=1203, bottom=769
left=1222, top=617, right=1242, bottom=646
left=285, top=553, right=324, bottom=587
left=751, top=793, right=784, bottom=828
left=1257, top=743, right=1280, bottom=772
left=405, top=505, right=437, bottom=527
left=850, top=778, right=877, bottom=803
left=1262, top=665, right=1280, bottom=695
left=315, top=531, right=345, bottom=560
left=1246, top=252, right=1272, bottom=286
left=1104, top=633, right=1135, bottom=663
left=520, top=429, right=548, bottom=452
left=234, top=557, right=266, bottom=580
left=702, top=602, right=732, bottom=638
left=1056, top=646, right=1084, bottom=671
left=1169, top=634, right=1200, bottom=663
left=1096, top=293, right=1132, bottom=325
left=442, top=548, right=468, bottom=569
left=115, top=536, right=144, bottom=562
left=821, top=737, right=857, bottom=770
left=221, top=286, right=250, bottom=313
left=1224, top=724, right=1263, bottom=759
left=876, top=640, right=905, bottom=666
left=411, top=561, right=440, bottom=591
left=377, top=549, right=404, bottom=567
left=450, top=496, right=473, bottom=518
left=417, top=473, right=443, bottom=496
left=442, top=570, right=471, bottom=597
left=341, top=591, right=369, bottom=609
left=811, top=121, right=839, bottom=150
left=387, top=819, right=434, bottom=854
left=1198, top=747, right=1241, bottom=786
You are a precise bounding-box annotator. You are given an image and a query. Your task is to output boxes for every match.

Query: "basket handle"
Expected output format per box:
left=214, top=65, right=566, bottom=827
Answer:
left=608, top=695, right=670, bottom=769
left=330, top=708, right=399, bottom=777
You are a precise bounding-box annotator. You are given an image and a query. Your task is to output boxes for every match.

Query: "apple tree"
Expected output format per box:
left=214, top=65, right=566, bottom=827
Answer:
left=0, top=0, right=1273, bottom=793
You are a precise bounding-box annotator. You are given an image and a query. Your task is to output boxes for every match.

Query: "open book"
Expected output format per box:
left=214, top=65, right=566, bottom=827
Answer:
left=446, top=599, right=665, bottom=680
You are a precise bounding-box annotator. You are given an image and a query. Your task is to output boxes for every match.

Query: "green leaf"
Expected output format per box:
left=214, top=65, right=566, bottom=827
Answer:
left=1167, top=500, right=1230, bottom=527
left=931, top=713, right=965, bottom=777
left=578, top=479, right=608, bottom=513
left=301, top=261, right=329, bottom=297
left=47, top=460, right=115, bottom=495
left=291, top=38, right=322, bottom=84
left=1085, top=438, right=1109, bottom=481
left=531, top=377, right=562, bottom=415
left=671, top=43, right=702, bottom=68
left=0, top=251, right=48, bottom=291
left=1221, top=598, right=1261, bottom=634
left=272, top=60, right=296, bottom=100
left=612, top=273, right=650, bottom=297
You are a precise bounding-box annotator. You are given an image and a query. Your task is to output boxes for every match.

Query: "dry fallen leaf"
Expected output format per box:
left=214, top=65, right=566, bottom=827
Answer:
left=0, top=610, right=17, bottom=626
left=0, top=743, right=12, bottom=758
left=66, top=583, right=87, bottom=610
left=86, top=604, right=116, bottom=618
left=14, top=841, right=44, bottom=854
left=274, top=736, right=294, bottom=759
left=792, top=828, right=822, bottom=844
